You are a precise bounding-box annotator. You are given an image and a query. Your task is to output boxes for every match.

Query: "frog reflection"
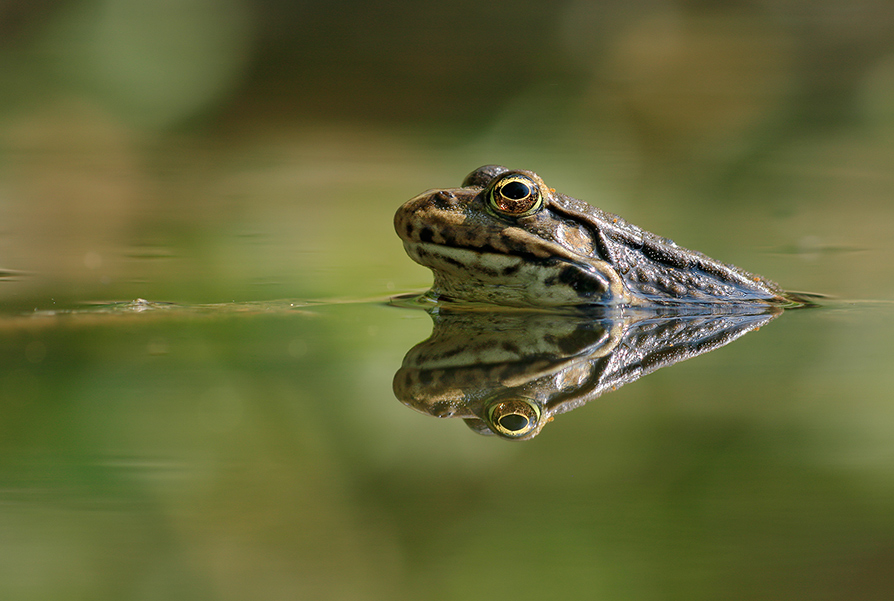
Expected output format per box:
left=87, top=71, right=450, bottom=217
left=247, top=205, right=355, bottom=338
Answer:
left=393, top=307, right=781, bottom=440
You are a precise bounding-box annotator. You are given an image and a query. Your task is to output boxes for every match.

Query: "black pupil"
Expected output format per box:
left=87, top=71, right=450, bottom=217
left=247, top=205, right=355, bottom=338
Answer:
left=499, top=413, right=529, bottom=431
left=500, top=181, right=531, bottom=200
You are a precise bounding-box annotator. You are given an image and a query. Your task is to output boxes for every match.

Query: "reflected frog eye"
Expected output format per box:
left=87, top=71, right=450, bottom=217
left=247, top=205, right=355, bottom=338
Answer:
left=487, top=174, right=543, bottom=217
left=485, top=397, right=542, bottom=439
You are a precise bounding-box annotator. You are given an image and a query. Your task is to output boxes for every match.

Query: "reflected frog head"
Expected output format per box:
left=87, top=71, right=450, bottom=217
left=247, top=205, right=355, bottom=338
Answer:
left=393, top=306, right=782, bottom=440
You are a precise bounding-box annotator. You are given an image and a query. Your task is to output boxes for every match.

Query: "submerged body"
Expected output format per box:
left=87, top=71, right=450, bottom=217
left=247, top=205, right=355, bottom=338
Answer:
left=394, top=165, right=794, bottom=307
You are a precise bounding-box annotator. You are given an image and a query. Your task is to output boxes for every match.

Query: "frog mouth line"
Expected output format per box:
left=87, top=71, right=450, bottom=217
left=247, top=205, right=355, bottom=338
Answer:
left=404, top=241, right=621, bottom=304
left=403, top=241, right=576, bottom=275
left=404, top=240, right=544, bottom=264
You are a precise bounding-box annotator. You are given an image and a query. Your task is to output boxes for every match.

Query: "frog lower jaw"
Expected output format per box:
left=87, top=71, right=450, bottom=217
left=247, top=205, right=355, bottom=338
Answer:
left=404, top=242, right=632, bottom=307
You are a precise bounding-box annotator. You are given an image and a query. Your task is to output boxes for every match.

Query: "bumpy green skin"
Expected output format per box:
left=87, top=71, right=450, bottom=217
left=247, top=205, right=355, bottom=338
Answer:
left=394, top=165, right=793, bottom=307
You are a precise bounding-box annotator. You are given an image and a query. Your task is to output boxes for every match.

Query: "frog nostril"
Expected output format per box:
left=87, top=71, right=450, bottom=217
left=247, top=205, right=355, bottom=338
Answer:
left=434, top=190, right=457, bottom=206
left=431, top=402, right=456, bottom=418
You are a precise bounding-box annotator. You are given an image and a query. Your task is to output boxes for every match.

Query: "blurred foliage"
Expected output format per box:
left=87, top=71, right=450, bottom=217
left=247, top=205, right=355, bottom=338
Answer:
left=0, top=0, right=892, bottom=302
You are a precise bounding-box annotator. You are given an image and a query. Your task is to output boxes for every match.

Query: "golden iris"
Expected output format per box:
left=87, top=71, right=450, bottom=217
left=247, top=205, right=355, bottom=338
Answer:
left=485, top=397, right=542, bottom=439
left=487, top=174, right=543, bottom=217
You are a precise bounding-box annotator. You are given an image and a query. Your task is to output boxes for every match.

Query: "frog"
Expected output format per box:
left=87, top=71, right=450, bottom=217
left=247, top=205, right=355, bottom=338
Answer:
left=394, top=165, right=796, bottom=307
left=393, top=307, right=781, bottom=439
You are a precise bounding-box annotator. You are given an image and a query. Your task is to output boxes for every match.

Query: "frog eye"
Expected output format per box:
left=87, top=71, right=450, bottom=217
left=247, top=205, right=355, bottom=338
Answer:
left=487, top=174, right=544, bottom=217
left=485, top=397, right=543, bottom=439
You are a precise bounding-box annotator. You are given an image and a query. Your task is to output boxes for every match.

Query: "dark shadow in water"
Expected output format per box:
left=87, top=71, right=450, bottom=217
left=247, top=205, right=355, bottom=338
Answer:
left=0, top=268, right=31, bottom=280
left=393, top=305, right=783, bottom=440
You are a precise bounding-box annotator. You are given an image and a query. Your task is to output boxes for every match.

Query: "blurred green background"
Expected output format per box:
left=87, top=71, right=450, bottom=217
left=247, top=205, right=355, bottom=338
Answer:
left=1, top=0, right=893, bottom=306
left=1, top=1, right=894, bottom=600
